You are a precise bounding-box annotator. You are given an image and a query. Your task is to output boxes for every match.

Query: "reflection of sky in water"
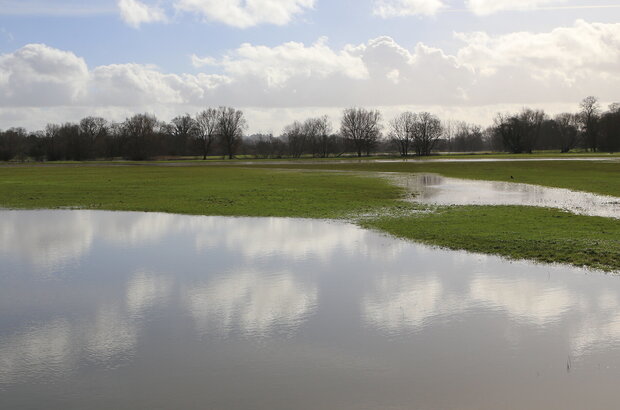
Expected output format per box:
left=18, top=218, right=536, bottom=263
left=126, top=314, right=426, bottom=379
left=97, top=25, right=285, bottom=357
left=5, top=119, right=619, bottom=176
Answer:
left=1, top=210, right=620, bottom=409
left=388, top=173, right=620, bottom=218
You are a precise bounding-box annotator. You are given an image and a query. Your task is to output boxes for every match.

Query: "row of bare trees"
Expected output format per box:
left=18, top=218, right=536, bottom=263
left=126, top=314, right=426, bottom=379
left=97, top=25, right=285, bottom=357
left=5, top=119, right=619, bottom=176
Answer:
left=388, top=112, right=443, bottom=156
left=0, top=107, right=247, bottom=161
left=490, top=97, right=620, bottom=154
left=1, top=97, right=619, bottom=161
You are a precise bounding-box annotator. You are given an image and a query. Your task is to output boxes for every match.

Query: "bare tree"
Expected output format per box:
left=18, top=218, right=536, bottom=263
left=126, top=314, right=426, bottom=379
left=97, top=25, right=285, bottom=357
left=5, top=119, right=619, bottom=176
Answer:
left=304, top=116, right=333, bottom=158
left=169, top=114, right=197, bottom=156
left=315, top=116, right=333, bottom=158
left=0, top=127, right=27, bottom=161
left=340, top=108, right=382, bottom=157
left=554, top=113, right=580, bottom=153
left=579, top=96, right=601, bottom=152
left=122, top=113, right=159, bottom=160
left=388, top=112, right=416, bottom=156
left=494, top=109, right=544, bottom=154
left=452, top=122, right=484, bottom=152
left=79, top=116, right=108, bottom=159
left=43, top=124, right=62, bottom=161
left=283, top=121, right=306, bottom=158
left=58, top=123, right=83, bottom=161
left=412, top=112, right=442, bottom=156
left=217, top=107, right=246, bottom=159
left=599, top=104, right=620, bottom=153
left=519, top=109, right=545, bottom=154
left=247, top=134, right=286, bottom=159
left=195, top=108, right=218, bottom=160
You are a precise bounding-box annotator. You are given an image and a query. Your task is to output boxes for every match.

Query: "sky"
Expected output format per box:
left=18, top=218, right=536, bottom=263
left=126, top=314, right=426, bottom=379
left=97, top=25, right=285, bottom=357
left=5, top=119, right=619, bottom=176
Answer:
left=1, top=0, right=620, bottom=134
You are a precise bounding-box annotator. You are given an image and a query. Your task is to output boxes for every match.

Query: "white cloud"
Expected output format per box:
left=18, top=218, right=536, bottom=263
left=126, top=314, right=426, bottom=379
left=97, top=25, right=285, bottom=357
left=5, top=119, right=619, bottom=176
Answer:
left=1, top=21, right=620, bottom=131
left=373, top=0, right=446, bottom=17
left=0, top=43, right=89, bottom=106
left=118, top=0, right=167, bottom=28
left=173, top=0, right=315, bottom=28
left=197, top=37, right=369, bottom=87
left=455, top=19, right=620, bottom=103
left=465, top=0, right=567, bottom=15
left=457, top=20, right=620, bottom=73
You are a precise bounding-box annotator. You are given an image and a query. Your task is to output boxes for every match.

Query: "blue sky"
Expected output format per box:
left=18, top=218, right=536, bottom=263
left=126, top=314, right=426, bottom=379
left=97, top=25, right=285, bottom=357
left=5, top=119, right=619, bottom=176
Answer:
left=1, top=0, right=620, bottom=133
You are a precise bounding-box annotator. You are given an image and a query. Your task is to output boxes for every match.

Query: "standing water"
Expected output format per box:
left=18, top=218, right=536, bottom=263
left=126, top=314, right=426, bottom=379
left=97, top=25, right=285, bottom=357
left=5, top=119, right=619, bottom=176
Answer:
left=1, top=210, right=619, bottom=409
left=387, top=173, right=620, bottom=219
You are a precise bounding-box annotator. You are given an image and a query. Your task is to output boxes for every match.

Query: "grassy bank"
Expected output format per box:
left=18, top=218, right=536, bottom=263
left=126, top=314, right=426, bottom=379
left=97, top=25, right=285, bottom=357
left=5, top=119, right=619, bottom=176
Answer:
left=1, top=161, right=619, bottom=271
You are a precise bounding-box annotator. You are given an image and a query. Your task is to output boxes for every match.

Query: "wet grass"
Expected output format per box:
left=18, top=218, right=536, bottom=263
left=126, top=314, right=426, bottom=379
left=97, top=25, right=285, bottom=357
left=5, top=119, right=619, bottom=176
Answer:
left=0, top=165, right=401, bottom=218
left=1, top=160, right=619, bottom=271
left=362, top=206, right=620, bottom=272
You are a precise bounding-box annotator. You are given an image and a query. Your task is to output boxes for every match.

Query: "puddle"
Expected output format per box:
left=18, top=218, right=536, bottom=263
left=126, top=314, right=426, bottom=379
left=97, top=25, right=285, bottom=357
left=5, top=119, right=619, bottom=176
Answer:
left=386, top=173, right=620, bottom=219
left=1, top=210, right=620, bottom=409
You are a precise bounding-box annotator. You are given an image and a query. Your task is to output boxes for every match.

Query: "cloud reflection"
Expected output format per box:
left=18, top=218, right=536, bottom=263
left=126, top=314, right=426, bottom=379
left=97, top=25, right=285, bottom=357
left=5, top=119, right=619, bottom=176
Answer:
left=0, top=210, right=404, bottom=272
left=185, top=270, right=317, bottom=337
left=363, top=275, right=461, bottom=332
left=469, top=275, right=574, bottom=326
left=0, top=319, right=73, bottom=385
left=0, top=270, right=170, bottom=384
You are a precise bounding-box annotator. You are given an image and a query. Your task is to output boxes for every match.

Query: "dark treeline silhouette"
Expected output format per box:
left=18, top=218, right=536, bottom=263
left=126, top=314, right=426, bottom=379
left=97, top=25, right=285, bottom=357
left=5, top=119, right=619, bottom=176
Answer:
left=1, top=97, right=619, bottom=161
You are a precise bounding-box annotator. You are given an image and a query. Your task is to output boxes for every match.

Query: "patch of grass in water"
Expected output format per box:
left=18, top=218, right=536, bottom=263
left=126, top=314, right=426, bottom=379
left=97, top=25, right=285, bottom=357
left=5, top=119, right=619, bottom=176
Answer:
left=363, top=205, right=620, bottom=272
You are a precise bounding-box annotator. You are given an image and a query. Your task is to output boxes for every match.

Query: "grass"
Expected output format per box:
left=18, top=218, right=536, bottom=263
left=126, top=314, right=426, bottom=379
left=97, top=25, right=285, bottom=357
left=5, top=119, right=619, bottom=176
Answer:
left=0, top=165, right=401, bottom=218
left=1, top=158, right=619, bottom=271
left=363, top=206, right=620, bottom=272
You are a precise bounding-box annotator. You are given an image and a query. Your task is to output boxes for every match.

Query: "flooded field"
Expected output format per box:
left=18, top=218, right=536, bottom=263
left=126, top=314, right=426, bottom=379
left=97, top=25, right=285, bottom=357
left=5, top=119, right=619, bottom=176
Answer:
left=388, top=173, right=620, bottom=218
left=1, top=210, right=620, bottom=409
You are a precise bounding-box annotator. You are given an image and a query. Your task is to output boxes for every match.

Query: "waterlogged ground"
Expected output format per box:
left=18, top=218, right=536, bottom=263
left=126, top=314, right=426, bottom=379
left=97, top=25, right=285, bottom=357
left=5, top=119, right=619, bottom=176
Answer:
left=1, top=210, right=620, bottom=409
left=386, top=173, right=620, bottom=219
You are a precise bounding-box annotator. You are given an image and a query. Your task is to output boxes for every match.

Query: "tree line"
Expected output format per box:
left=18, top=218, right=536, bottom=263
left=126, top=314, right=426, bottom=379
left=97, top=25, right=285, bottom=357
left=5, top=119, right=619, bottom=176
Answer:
left=1, top=97, right=619, bottom=161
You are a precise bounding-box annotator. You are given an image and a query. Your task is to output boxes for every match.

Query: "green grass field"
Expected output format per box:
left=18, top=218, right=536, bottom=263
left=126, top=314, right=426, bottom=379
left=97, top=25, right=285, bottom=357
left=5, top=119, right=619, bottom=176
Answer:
left=0, top=165, right=401, bottom=218
left=1, top=158, right=619, bottom=271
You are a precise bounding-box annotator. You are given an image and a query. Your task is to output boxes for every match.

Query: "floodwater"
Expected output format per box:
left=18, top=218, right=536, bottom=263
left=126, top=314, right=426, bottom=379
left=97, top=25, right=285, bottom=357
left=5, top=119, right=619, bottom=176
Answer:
left=1, top=210, right=620, bottom=409
left=218, top=156, right=620, bottom=166
left=388, top=173, right=620, bottom=219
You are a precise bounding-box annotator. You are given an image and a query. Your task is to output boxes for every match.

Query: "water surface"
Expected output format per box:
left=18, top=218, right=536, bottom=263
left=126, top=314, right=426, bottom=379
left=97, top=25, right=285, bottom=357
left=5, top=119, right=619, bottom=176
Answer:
left=388, top=173, right=620, bottom=218
left=1, top=210, right=620, bottom=409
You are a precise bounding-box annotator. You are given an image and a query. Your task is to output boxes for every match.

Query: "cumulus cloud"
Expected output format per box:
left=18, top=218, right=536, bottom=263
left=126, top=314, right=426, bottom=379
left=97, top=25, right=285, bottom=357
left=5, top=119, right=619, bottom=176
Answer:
left=1, top=20, right=619, bottom=130
left=173, top=0, right=315, bottom=28
left=455, top=19, right=620, bottom=103
left=465, top=0, right=567, bottom=15
left=195, top=37, right=369, bottom=86
left=118, top=0, right=167, bottom=28
left=0, top=43, right=89, bottom=106
left=373, top=0, right=446, bottom=17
